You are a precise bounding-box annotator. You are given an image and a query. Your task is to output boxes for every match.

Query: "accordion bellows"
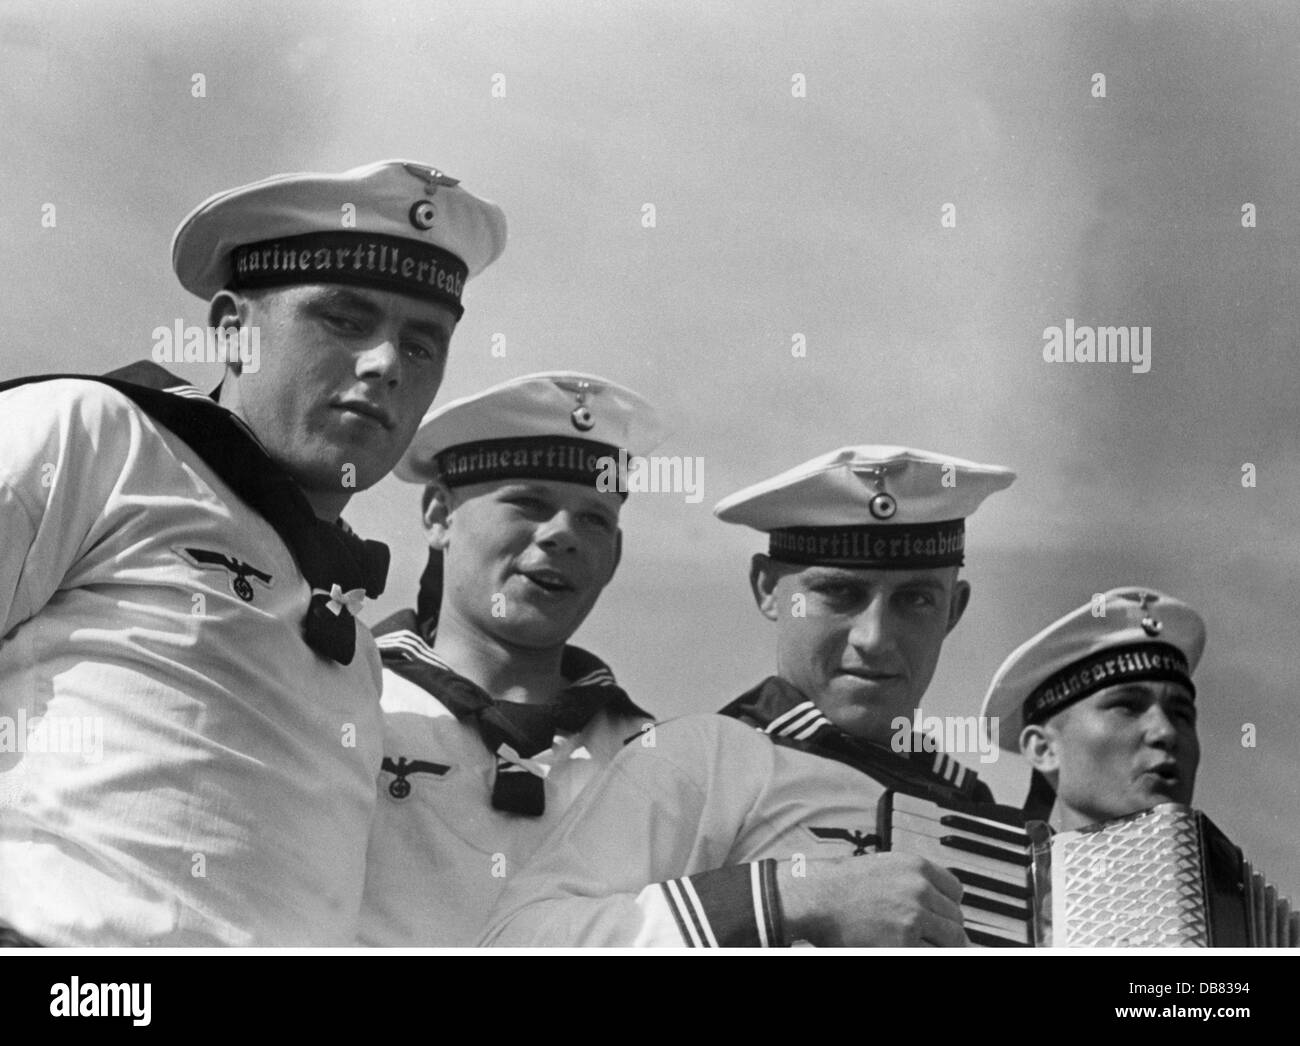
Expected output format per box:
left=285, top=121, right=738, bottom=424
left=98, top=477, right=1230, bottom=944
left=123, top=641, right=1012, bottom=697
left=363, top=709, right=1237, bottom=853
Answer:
left=880, top=796, right=1298, bottom=947
left=1051, top=804, right=1296, bottom=947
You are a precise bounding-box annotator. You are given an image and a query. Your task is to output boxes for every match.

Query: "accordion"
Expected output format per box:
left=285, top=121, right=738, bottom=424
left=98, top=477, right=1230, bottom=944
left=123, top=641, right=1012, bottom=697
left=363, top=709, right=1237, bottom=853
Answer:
left=878, top=793, right=1299, bottom=947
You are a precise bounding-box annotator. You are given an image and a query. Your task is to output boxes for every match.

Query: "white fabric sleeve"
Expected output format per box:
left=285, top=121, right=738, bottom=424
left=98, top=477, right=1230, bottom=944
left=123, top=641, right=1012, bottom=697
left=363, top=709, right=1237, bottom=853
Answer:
left=479, top=716, right=786, bottom=947
left=0, top=381, right=128, bottom=637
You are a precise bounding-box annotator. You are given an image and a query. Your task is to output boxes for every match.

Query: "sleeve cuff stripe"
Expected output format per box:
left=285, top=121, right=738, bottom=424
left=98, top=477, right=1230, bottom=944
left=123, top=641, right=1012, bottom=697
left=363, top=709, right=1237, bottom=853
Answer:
left=662, top=879, right=707, bottom=948
left=749, top=862, right=772, bottom=947
left=761, top=860, right=786, bottom=947
left=660, top=880, right=701, bottom=947
left=675, top=863, right=782, bottom=948
left=678, top=877, right=720, bottom=948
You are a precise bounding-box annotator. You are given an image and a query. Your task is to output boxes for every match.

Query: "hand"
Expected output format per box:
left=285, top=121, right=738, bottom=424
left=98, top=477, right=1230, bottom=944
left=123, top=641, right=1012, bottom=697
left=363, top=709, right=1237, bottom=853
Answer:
left=778, top=852, right=967, bottom=947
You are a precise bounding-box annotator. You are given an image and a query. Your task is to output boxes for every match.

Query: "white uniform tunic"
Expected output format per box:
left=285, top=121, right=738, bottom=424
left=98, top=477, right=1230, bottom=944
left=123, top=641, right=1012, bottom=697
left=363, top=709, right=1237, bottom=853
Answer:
left=480, top=711, right=986, bottom=947
left=0, top=379, right=384, bottom=946
left=358, top=634, right=649, bottom=946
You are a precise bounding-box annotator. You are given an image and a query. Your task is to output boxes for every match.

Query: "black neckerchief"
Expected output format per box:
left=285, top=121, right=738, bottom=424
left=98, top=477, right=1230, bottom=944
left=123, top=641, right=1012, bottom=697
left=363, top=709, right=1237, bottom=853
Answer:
left=0, top=363, right=388, bottom=665
left=372, top=609, right=650, bottom=816
left=719, top=676, right=993, bottom=806
left=1022, top=768, right=1057, bottom=821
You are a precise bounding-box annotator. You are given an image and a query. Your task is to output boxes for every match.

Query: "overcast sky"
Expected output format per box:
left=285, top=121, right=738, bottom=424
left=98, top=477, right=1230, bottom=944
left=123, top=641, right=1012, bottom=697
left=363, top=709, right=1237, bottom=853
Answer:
left=2, top=0, right=1296, bottom=900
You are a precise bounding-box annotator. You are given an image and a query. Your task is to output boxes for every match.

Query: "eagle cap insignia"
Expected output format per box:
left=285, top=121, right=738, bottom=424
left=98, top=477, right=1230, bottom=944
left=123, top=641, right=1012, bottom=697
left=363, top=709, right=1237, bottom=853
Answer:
left=861, top=464, right=899, bottom=520
left=556, top=378, right=597, bottom=432
left=1137, top=590, right=1163, bottom=637
left=402, top=163, right=461, bottom=195
left=402, top=164, right=461, bottom=230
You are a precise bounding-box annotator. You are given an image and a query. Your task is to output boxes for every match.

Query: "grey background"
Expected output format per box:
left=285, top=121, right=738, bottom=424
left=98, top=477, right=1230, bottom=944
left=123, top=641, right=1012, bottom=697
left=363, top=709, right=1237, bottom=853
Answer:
left=2, top=0, right=1296, bottom=903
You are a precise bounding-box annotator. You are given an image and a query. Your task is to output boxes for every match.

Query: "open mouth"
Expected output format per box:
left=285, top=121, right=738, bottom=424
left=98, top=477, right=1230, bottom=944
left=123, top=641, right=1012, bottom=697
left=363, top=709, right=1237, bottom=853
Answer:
left=1144, top=764, right=1182, bottom=788
left=516, top=568, right=575, bottom=595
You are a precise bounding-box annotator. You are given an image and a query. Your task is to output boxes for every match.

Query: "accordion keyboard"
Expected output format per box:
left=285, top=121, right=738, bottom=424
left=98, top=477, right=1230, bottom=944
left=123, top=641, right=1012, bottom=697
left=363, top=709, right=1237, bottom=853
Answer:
left=883, top=792, right=1038, bottom=947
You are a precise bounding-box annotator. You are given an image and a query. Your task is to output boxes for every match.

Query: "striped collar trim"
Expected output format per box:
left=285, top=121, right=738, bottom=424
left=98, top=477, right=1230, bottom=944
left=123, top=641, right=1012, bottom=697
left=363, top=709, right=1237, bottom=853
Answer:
left=763, top=700, right=833, bottom=741
left=375, top=627, right=453, bottom=672
left=163, top=382, right=212, bottom=400
left=374, top=615, right=625, bottom=695
left=161, top=379, right=270, bottom=451
left=765, top=701, right=970, bottom=789
left=571, top=666, right=617, bottom=688
left=722, top=678, right=986, bottom=800
left=931, top=750, right=969, bottom=790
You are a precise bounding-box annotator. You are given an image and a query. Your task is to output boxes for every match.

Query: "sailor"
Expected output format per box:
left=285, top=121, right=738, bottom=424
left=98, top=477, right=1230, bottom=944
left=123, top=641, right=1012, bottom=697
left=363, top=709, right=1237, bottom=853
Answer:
left=481, top=445, right=1016, bottom=947
left=0, top=159, right=505, bottom=945
left=357, top=371, right=662, bottom=945
left=980, top=587, right=1205, bottom=828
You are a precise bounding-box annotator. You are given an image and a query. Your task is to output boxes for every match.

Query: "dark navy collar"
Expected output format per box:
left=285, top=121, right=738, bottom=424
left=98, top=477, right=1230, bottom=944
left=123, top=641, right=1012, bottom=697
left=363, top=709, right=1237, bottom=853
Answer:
left=0, top=364, right=388, bottom=665
left=719, top=676, right=992, bottom=804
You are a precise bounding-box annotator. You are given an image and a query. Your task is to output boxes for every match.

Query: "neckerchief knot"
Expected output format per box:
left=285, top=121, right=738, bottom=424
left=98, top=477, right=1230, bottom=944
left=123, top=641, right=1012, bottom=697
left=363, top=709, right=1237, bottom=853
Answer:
left=373, top=609, right=650, bottom=816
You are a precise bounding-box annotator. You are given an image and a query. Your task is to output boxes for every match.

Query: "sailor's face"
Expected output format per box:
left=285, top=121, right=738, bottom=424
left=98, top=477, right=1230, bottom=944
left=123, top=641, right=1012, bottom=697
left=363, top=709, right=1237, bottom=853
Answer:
left=1047, top=680, right=1199, bottom=829
left=435, top=479, right=623, bottom=650
left=232, top=284, right=457, bottom=495
left=765, top=564, right=967, bottom=744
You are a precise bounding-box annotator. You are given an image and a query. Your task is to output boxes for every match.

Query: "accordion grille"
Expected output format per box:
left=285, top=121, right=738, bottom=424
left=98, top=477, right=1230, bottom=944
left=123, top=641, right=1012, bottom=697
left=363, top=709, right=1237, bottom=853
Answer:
left=1053, top=805, right=1209, bottom=947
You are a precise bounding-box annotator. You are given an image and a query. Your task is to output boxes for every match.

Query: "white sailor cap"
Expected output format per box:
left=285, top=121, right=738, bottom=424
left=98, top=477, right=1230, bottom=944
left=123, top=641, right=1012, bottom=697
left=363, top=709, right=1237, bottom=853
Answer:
left=980, top=587, right=1207, bottom=752
left=713, top=445, right=1015, bottom=569
left=171, top=159, right=507, bottom=318
left=395, top=371, right=666, bottom=495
